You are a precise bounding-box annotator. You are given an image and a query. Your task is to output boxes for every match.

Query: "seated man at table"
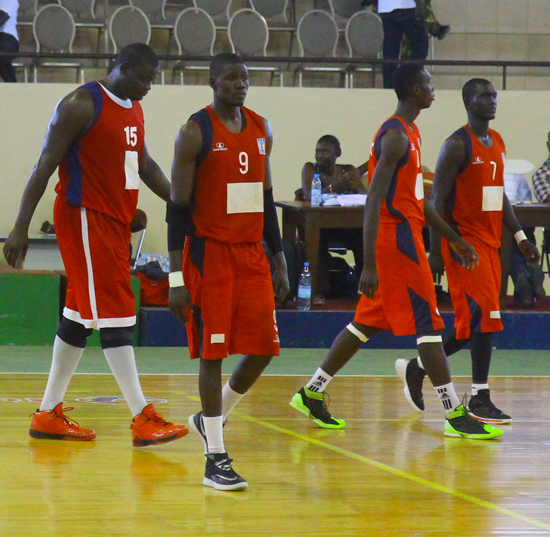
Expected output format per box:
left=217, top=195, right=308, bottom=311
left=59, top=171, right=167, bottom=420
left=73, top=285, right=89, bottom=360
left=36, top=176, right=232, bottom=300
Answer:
left=301, top=135, right=366, bottom=302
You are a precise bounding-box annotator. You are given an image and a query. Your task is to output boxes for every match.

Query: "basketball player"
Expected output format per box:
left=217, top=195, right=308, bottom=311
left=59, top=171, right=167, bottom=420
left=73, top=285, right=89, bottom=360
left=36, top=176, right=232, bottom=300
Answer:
left=3, top=44, right=189, bottom=446
left=290, top=64, right=503, bottom=440
left=167, top=53, right=290, bottom=490
left=396, top=78, right=539, bottom=423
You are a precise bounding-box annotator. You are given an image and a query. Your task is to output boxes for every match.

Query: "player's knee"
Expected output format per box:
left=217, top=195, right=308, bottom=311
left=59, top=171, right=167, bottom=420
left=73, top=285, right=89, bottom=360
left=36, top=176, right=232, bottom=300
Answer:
left=57, top=317, right=93, bottom=348
left=99, top=326, right=135, bottom=349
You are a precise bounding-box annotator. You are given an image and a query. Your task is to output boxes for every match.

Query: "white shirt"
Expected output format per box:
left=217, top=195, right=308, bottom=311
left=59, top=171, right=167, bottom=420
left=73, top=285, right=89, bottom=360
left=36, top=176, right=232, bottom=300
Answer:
left=0, top=0, right=18, bottom=40
left=377, top=0, right=416, bottom=14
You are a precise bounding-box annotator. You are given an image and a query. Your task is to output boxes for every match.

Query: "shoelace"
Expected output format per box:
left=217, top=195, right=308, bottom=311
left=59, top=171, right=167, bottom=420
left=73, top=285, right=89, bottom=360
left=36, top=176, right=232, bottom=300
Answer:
left=148, top=412, right=170, bottom=426
left=30, top=406, right=82, bottom=428
left=215, top=458, right=234, bottom=472
left=318, top=392, right=333, bottom=420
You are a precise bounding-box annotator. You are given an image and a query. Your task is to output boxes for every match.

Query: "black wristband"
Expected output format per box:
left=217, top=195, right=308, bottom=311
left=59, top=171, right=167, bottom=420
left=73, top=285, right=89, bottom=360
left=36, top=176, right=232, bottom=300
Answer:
left=263, top=187, right=283, bottom=255
left=166, top=199, right=191, bottom=251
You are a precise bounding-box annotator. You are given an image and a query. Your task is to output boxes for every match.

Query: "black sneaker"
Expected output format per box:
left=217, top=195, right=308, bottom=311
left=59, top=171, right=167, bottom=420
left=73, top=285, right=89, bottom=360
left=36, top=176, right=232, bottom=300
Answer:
left=395, top=358, right=426, bottom=412
left=289, top=387, right=345, bottom=428
left=468, top=389, right=512, bottom=424
left=204, top=452, right=248, bottom=491
left=445, top=403, right=503, bottom=439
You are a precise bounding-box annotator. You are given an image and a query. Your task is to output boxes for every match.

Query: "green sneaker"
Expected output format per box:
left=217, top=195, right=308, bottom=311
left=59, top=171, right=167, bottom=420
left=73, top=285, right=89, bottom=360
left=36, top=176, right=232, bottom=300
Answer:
left=444, top=404, right=503, bottom=440
left=289, top=387, right=345, bottom=429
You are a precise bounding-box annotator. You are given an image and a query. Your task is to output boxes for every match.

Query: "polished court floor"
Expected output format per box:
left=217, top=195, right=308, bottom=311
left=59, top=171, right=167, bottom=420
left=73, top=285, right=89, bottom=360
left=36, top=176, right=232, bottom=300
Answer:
left=0, top=347, right=549, bottom=536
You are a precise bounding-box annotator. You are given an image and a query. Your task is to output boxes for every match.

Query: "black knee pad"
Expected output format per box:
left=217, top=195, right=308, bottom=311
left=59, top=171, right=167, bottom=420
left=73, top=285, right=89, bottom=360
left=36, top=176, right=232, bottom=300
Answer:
left=57, top=317, right=93, bottom=348
left=99, top=326, right=135, bottom=349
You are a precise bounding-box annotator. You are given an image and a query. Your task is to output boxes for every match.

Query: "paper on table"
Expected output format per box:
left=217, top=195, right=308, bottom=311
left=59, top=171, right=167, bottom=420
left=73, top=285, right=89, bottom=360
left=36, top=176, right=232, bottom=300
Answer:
left=322, top=194, right=367, bottom=207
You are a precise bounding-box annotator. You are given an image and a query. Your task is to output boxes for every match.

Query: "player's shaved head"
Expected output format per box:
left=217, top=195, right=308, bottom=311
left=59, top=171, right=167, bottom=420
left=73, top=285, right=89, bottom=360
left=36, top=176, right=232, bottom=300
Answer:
left=462, top=78, right=492, bottom=107
left=393, top=63, right=426, bottom=101
left=114, top=43, right=158, bottom=69
left=210, top=53, right=245, bottom=79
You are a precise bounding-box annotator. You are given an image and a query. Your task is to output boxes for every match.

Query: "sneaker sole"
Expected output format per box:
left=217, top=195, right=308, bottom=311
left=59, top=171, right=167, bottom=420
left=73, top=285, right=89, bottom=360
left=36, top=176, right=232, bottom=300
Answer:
left=203, top=477, right=248, bottom=491
left=289, top=397, right=345, bottom=429
left=395, top=359, right=424, bottom=412
left=29, top=429, right=95, bottom=441
left=468, top=411, right=512, bottom=425
left=444, top=427, right=503, bottom=440
left=188, top=414, right=208, bottom=454
left=132, top=427, right=189, bottom=447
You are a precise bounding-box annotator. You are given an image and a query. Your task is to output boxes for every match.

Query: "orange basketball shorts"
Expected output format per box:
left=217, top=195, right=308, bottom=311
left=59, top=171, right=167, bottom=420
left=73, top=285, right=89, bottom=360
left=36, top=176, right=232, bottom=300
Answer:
left=354, top=221, right=444, bottom=336
left=182, top=237, right=280, bottom=360
left=54, top=197, right=136, bottom=329
left=442, top=237, right=503, bottom=340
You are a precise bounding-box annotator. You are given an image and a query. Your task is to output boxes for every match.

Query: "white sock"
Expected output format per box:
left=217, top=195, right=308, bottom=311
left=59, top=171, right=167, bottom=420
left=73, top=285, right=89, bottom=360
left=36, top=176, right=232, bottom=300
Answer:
left=40, top=336, right=84, bottom=411
left=434, top=382, right=461, bottom=414
left=306, top=367, right=333, bottom=393
left=472, top=383, right=489, bottom=396
left=416, top=356, right=425, bottom=370
left=222, top=382, right=244, bottom=421
left=103, top=346, right=148, bottom=417
left=203, top=415, right=225, bottom=454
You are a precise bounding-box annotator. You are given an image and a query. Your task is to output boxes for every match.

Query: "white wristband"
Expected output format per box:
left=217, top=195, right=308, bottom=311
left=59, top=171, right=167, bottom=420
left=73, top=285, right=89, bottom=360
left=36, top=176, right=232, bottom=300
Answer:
left=514, top=230, right=527, bottom=245
left=168, top=271, right=184, bottom=288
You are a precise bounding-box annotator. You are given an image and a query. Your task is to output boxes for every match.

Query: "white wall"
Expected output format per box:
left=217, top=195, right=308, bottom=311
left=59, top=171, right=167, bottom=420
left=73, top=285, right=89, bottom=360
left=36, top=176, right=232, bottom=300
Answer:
left=2, top=83, right=550, bottom=259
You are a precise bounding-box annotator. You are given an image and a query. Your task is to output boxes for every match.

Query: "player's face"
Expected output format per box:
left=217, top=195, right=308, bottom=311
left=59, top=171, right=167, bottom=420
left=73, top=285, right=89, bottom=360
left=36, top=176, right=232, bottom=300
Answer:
left=123, top=63, right=159, bottom=101
left=315, top=142, right=337, bottom=169
left=470, top=83, right=497, bottom=121
left=212, top=64, right=249, bottom=107
left=416, top=69, right=435, bottom=109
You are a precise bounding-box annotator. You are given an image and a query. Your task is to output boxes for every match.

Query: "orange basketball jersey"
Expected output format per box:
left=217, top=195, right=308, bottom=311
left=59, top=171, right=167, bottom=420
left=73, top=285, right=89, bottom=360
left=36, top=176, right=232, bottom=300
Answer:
left=444, top=126, right=506, bottom=248
left=189, top=105, right=267, bottom=244
left=368, top=116, right=425, bottom=229
left=56, top=81, right=144, bottom=225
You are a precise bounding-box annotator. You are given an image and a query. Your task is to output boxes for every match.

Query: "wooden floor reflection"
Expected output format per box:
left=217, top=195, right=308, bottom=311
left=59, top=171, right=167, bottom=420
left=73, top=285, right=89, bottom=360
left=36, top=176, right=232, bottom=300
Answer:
left=1, top=373, right=549, bottom=536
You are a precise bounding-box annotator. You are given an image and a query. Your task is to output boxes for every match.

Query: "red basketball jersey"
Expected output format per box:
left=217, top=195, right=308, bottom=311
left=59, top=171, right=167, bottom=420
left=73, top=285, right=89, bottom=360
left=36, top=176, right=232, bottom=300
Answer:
left=56, top=81, right=144, bottom=225
left=368, top=117, right=425, bottom=228
left=444, top=126, right=506, bottom=248
left=189, top=106, right=266, bottom=244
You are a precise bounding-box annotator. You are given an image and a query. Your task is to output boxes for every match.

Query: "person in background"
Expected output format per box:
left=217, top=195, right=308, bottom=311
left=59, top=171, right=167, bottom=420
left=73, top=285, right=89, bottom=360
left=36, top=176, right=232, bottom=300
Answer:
left=0, top=0, right=19, bottom=82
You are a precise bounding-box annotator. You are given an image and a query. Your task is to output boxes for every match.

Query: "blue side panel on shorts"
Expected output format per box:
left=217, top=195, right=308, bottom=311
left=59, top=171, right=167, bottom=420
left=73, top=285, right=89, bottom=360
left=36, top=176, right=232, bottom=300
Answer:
left=191, top=304, right=204, bottom=356
left=190, top=108, right=213, bottom=166
left=466, top=292, right=482, bottom=333
left=190, top=236, right=206, bottom=277
left=65, top=82, right=104, bottom=206
left=407, top=287, right=435, bottom=335
left=396, top=221, right=419, bottom=264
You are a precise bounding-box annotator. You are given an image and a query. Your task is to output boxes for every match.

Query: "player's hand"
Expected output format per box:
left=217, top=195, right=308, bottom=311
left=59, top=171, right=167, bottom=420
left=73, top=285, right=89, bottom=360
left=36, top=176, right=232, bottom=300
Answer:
left=449, top=238, right=479, bottom=270
left=272, top=267, right=291, bottom=302
left=169, top=286, right=191, bottom=323
left=428, top=250, right=445, bottom=279
left=3, top=227, right=29, bottom=268
left=518, top=239, right=540, bottom=267
left=359, top=264, right=378, bottom=298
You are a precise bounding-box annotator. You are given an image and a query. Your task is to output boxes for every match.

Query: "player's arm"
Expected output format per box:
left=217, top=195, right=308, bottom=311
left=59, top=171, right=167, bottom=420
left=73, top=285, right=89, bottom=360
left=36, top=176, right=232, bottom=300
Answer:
left=166, top=120, right=201, bottom=323
left=503, top=193, right=540, bottom=266
left=427, top=135, right=478, bottom=275
left=263, top=118, right=290, bottom=302
left=3, top=90, right=94, bottom=267
left=360, top=128, right=408, bottom=298
left=139, top=143, right=170, bottom=202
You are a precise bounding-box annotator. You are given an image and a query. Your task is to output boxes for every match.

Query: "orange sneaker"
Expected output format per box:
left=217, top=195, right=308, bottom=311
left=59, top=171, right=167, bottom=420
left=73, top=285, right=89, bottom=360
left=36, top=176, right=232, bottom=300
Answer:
left=29, top=403, right=96, bottom=441
left=131, top=404, right=189, bottom=447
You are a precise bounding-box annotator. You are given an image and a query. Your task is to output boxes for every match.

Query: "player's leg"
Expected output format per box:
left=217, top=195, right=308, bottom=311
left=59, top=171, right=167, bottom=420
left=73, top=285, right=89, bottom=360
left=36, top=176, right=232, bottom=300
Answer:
left=100, top=327, right=188, bottom=446
left=416, top=335, right=502, bottom=439
left=30, top=317, right=96, bottom=441
left=467, top=331, right=511, bottom=424
left=290, top=321, right=380, bottom=429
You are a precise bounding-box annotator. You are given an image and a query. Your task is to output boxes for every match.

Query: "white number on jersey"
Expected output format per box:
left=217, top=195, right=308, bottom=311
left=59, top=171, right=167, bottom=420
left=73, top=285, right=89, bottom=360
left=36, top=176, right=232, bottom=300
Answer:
left=124, top=126, right=138, bottom=147
left=239, top=151, right=249, bottom=174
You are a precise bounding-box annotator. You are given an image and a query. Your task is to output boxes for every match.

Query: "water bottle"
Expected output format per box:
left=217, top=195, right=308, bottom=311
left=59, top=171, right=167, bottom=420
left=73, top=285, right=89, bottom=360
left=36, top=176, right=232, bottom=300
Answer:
left=297, top=262, right=312, bottom=311
left=160, top=255, right=171, bottom=274
left=311, top=173, right=322, bottom=207
left=135, top=253, right=151, bottom=267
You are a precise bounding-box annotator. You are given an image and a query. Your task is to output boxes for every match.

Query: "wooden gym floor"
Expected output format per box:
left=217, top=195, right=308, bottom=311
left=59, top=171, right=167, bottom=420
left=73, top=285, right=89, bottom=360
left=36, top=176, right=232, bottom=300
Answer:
left=0, top=347, right=549, bottom=536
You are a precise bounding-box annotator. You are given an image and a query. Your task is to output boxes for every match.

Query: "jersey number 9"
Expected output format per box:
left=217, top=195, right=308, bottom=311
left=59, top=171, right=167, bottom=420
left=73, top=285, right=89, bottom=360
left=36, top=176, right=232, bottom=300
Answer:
left=239, top=151, right=248, bottom=174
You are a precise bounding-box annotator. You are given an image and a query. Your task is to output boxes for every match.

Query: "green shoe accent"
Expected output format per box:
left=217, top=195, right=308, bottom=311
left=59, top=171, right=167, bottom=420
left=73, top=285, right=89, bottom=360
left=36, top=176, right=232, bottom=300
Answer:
left=444, top=404, right=503, bottom=440
left=289, top=388, right=345, bottom=429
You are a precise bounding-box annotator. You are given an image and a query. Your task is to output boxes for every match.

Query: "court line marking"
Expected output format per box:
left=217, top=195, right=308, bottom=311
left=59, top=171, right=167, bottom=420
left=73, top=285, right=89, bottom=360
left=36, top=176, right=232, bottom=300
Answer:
left=236, top=411, right=550, bottom=532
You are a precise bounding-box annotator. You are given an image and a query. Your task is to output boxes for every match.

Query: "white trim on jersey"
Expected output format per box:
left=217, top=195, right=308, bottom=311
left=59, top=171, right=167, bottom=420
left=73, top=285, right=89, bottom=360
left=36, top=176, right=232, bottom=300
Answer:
left=81, top=208, right=99, bottom=328
left=63, top=307, right=136, bottom=329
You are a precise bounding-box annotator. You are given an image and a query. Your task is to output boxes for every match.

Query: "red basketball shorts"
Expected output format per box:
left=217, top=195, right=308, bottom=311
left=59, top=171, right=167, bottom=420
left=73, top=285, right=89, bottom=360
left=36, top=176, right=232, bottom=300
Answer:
left=54, top=197, right=136, bottom=329
left=182, top=237, right=280, bottom=360
left=442, top=237, right=503, bottom=340
left=354, top=221, right=444, bottom=336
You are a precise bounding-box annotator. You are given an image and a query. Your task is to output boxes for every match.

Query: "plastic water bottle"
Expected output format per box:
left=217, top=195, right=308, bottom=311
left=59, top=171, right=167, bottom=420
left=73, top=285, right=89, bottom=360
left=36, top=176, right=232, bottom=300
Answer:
left=311, top=173, right=322, bottom=207
left=297, top=262, right=312, bottom=311
left=135, top=254, right=151, bottom=267
left=160, top=256, right=170, bottom=274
